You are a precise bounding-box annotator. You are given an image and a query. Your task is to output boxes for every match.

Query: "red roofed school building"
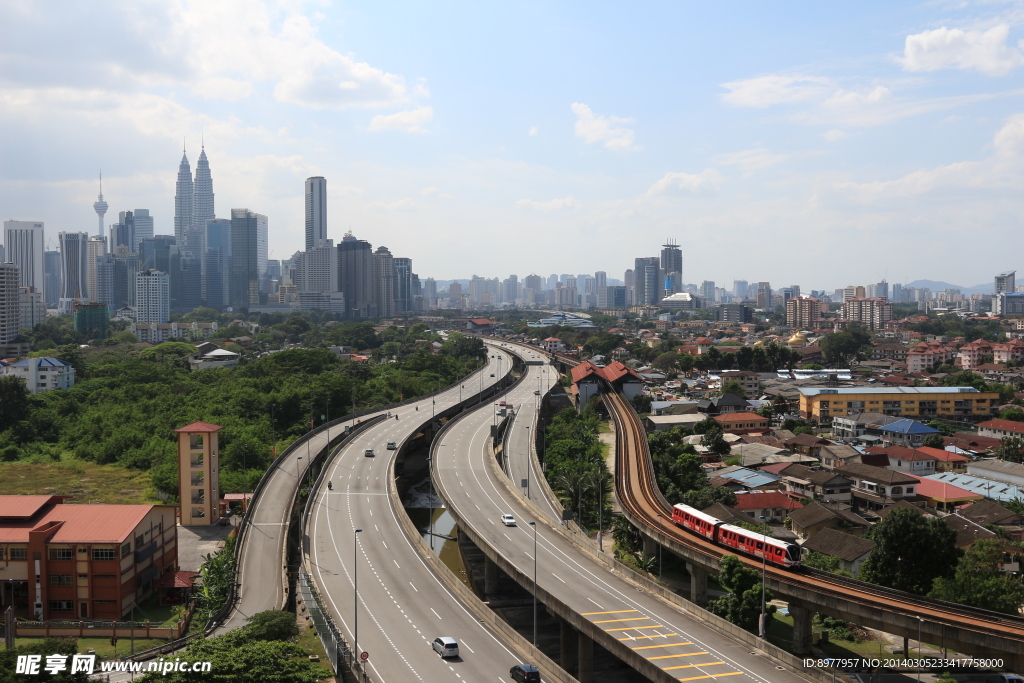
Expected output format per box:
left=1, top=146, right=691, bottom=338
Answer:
left=570, top=361, right=643, bottom=409
left=0, top=496, right=177, bottom=620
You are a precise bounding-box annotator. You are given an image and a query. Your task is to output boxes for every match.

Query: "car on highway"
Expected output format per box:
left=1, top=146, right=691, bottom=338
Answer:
left=364, top=448, right=375, bottom=457
left=431, top=637, right=459, bottom=658
left=501, top=514, right=517, bottom=527
left=510, top=663, right=540, bottom=682
left=386, top=442, right=397, bottom=450
left=490, top=373, right=495, bottom=377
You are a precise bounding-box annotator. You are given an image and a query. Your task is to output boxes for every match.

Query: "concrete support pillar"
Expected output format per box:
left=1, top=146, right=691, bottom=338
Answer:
left=484, top=556, right=499, bottom=596
left=686, top=562, right=708, bottom=606
left=642, top=535, right=657, bottom=558
left=577, top=631, right=594, bottom=683
left=902, top=636, right=909, bottom=657
left=790, top=604, right=813, bottom=654
left=559, top=619, right=576, bottom=674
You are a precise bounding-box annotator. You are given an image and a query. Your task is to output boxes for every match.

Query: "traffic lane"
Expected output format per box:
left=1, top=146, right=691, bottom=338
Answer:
left=439, top=402, right=809, bottom=683
left=502, top=366, right=559, bottom=523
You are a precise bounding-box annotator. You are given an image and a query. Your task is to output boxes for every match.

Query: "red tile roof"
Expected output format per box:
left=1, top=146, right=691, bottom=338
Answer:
left=871, top=446, right=937, bottom=462
left=731, top=492, right=804, bottom=511
left=714, top=412, right=767, bottom=423
left=914, top=446, right=969, bottom=463
left=175, top=421, right=223, bottom=433
left=155, top=571, right=200, bottom=589
left=0, top=500, right=165, bottom=544
left=977, top=419, right=1024, bottom=435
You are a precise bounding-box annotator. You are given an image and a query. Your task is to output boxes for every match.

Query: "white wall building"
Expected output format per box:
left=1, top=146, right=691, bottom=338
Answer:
left=19, top=286, right=45, bottom=331
left=3, top=220, right=45, bottom=293
left=131, top=321, right=219, bottom=344
left=135, top=269, right=169, bottom=323
left=2, top=357, right=75, bottom=393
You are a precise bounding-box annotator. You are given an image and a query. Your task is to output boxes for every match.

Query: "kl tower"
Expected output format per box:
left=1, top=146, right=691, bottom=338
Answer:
left=92, top=172, right=109, bottom=242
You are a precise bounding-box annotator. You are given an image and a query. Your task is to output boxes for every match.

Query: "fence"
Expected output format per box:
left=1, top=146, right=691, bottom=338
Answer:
left=297, top=570, right=370, bottom=682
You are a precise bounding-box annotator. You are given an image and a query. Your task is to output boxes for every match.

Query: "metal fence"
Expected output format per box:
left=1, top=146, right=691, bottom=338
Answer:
left=298, top=570, right=371, bottom=682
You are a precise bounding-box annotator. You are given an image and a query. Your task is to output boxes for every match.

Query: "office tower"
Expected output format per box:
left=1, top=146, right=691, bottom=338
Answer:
left=337, top=233, right=374, bottom=317
left=716, top=304, right=753, bottom=323
left=305, top=176, right=327, bottom=251
left=192, top=145, right=215, bottom=239
left=140, top=236, right=174, bottom=273
left=996, top=271, right=1016, bottom=295
left=423, top=278, right=437, bottom=309
left=660, top=238, right=682, bottom=293
left=43, top=251, right=61, bottom=307
left=546, top=274, right=558, bottom=290
left=597, top=285, right=626, bottom=309
left=3, top=220, right=45, bottom=292
left=786, top=296, right=822, bottom=329
left=174, top=149, right=193, bottom=246
left=256, top=213, right=268, bottom=277
left=524, top=274, right=542, bottom=294
left=756, top=282, right=772, bottom=309
left=584, top=275, right=596, bottom=296
left=624, top=269, right=634, bottom=306
left=448, top=282, right=463, bottom=308
left=780, top=287, right=796, bottom=307
left=133, top=209, right=153, bottom=251
left=840, top=297, right=892, bottom=330
left=266, top=260, right=281, bottom=280
left=20, top=286, right=46, bottom=330
left=111, top=210, right=135, bottom=253
left=296, top=240, right=337, bottom=294
left=564, top=275, right=577, bottom=293
left=733, top=280, right=748, bottom=298
left=633, top=257, right=660, bottom=306
left=203, top=218, right=231, bottom=309
left=92, top=173, right=109, bottom=240
left=372, top=246, right=395, bottom=317
left=58, top=232, right=89, bottom=300
left=230, top=209, right=264, bottom=308
left=0, top=245, right=3, bottom=262
left=700, top=280, right=716, bottom=301
left=891, top=283, right=904, bottom=303
left=135, top=269, right=170, bottom=323
left=86, top=237, right=106, bottom=304
left=872, top=280, right=888, bottom=301
left=178, top=255, right=202, bottom=312
left=594, top=271, right=607, bottom=290
left=393, top=257, right=413, bottom=311
left=0, top=263, right=19, bottom=342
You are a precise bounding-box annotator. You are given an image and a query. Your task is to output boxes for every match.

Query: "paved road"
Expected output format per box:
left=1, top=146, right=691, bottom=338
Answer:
left=307, top=350, right=542, bottom=682
left=435, top=349, right=811, bottom=683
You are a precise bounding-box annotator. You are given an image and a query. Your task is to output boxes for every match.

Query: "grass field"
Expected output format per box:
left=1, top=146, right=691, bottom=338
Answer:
left=0, top=461, right=161, bottom=505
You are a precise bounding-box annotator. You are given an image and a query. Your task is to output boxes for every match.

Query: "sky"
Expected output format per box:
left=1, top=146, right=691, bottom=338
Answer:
left=2, top=0, right=1023, bottom=291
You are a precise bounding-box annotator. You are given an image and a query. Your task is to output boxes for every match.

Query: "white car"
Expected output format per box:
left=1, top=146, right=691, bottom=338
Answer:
left=501, top=514, right=517, bottom=527
left=386, top=442, right=397, bottom=450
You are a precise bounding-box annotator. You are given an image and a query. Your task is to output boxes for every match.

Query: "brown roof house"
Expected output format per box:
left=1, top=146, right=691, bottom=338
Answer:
left=778, top=464, right=854, bottom=504
left=800, top=528, right=876, bottom=576
left=787, top=501, right=870, bottom=540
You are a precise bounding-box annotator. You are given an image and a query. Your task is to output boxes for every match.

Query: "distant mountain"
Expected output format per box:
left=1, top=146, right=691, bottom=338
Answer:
left=905, top=279, right=993, bottom=296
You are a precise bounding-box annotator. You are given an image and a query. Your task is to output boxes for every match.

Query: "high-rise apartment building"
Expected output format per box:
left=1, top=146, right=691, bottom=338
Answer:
left=716, top=304, right=753, bottom=323
left=296, top=240, right=338, bottom=294
left=423, top=278, right=437, bottom=309
left=43, top=251, right=61, bottom=307
left=133, top=209, right=153, bottom=251
left=372, top=247, right=395, bottom=318
left=393, top=257, right=414, bottom=311
left=337, top=233, right=374, bottom=317
left=634, top=257, right=660, bottom=306
left=660, top=239, right=682, bottom=294
left=523, top=274, right=542, bottom=300
left=0, top=263, right=20, bottom=343
left=174, top=150, right=193, bottom=246
left=733, top=280, right=748, bottom=298
left=624, top=269, right=634, bottom=306
left=700, top=280, right=716, bottom=302
left=20, top=286, right=46, bottom=331
left=996, top=271, right=1016, bottom=295
left=597, top=285, right=626, bottom=309
left=112, top=210, right=134, bottom=253
left=786, top=296, right=822, bottom=329
left=229, top=209, right=265, bottom=308
left=890, top=283, right=904, bottom=303
left=756, top=282, right=772, bottom=309
left=136, top=269, right=170, bottom=323
left=448, top=282, right=463, bottom=308
left=58, top=232, right=89, bottom=301
left=305, top=176, right=327, bottom=252
left=840, top=297, right=892, bottom=330
left=594, top=271, right=607, bottom=290
left=3, top=220, right=45, bottom=293
left=86, top=237, right=106, bottom=304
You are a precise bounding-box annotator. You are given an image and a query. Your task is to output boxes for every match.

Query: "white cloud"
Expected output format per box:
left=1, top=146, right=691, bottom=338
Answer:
left=368, top=106, right=433, bottom=133
left=712, top=148, right=788, bottom=171
left=420, top=186, right=453, bottom=199
left=528, top=126, right=539, bottom=136
left=994, top=113, right=1024, bottom=156
left=644, top=169, right=723, bottom=196
left=823, top=86, right=891, bottom=107
left=368, top=197, right=416, bottom=212
left=719, top=74, right=832, bottom=108
left=901, top=24, right=1024, bottom=76
left=516, top=196, right=581, bottom=211
left=571, top=103, right=638, bottom=150
left=822, top=129, right=848, bottom=142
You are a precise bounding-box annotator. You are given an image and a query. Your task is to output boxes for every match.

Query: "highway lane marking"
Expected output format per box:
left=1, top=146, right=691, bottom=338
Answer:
left=586, top=599, right=605, bottom=609
left=594, top=616, right=650, bottom=623
left=381, top=540, right=388, bottom=549
left=621, top=633, right=678, bottom=641
left=394, top=559, right=400, bottom=568
left=409, top=582, right=418, bottom=592
left=525, top=552, right=533, bottom=559
left=252, top=523, right=287, bottom=525
left=431, top=608, right=441, bottom=619
left=604, top=624, right=664, bottom=632
left=552, top=573, right=565, bottom=583
left=666, top=662, right=725, bottom=671
left=582, top=610, right=638, bottom=615
left=633, top=642, right=693, bottom=650
left=675, top=673, right=742, bottom=681
left=649, top=652, right=710, bottom=659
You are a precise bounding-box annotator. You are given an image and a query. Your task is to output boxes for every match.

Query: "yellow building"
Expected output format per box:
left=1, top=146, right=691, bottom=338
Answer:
left=798, top=387, right=999, bottom=424
left=175, top=421, right=223, bottom=525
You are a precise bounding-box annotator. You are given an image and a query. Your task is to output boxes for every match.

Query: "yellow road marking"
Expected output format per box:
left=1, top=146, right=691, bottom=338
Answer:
left=666, top=662, right=725, bottom=671
left=649, top=652, right=709, bottom=659
left=619, top=633, right=677, bottom=641
left=594, top=617, right=651, bottom=624
left=581, top=609, right=638, bottom=615
left=605, top=625, right=664, bottom=632
left=633, top=642, right=693, bottom=650
left=676, top=673, right=743, bottom=681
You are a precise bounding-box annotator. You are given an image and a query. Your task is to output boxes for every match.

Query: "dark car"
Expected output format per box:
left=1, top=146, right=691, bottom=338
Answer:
left=510, top=664, right=540, bottom=682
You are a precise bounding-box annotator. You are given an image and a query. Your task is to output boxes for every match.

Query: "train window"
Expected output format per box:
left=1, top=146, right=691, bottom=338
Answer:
left=756, top=542, right=763, bottom=550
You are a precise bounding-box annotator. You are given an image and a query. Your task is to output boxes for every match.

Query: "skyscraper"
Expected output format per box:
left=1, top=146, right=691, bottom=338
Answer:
left=634, top=257, right=660, bottom=306
left=337, top=233, right=374, bottom=317
left=700, top=280, right=716, bottom=301
left=393, top=257, right=413, bottom=311
left=86, top=237, right=106, bottom=304
left=174, top=149, right=193, bottom=246
left=230, top=209, right=264, bottom=308
left=0, top=263, right=20, bottom=343
left=92, top=173, right=108, bottom=240
left=594, top=271, right=607, bottom=290
left=296, top=240, right=337, bottom=294
left=660, top=238, right=682, bottom=294
left=58, top=232, right=89, bottom=301
left=3, top=220, right=45, bottom=293
left=372, top=246, right=395, bottom=318
left=135, top=269, right=170, bottom=323
left=113, top=210, right=134, bottom=253
left=203, top=219, right=231, bottom=309
left=423, top=277, right=437, bottom=309
left=133, top=209, right=153, bottom=251
left=733, top=280, right=748, bottom=298
left=756, top=282, right=772, bottom=309
left=191, top=145, right=215, bottom=243
left=305, top=176, right=327, bottom=251
left=43, top=251, right=61, bottom=307
left=996, top=271, right=1016, bottom=295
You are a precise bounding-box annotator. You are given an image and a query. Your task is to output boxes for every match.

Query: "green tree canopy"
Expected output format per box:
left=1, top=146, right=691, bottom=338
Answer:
left=859, top=507, right=960, bottom=594
left=708, top=555, right=776, bottom=633
left=929, top=538, right=1024, bottom=613
left=719, top=380, right=745, bottom=398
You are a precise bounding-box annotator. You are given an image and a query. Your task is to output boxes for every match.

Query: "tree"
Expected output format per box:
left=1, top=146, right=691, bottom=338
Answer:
left=680, top=486, right=736, bottom=510
left=996, top=437, right=1024, bottom=463
left=700, top=425, right=731, bottom=455
left=652, top=352, right=679, bottom=372
left=921, top=433, right=945, bottom=450
left=243, top=610, right=300, bottom=641
left=139, top=342, right=197, bottom=369
left=997, top=407, right=1024, bottom=422
left=819, top=332, right=864, bottom=366
left=929, top=538, right=1024, bottom=613
left=137, top=638, right=328, bottom=683
left=708, top=555, right=776, bottom=633
left=859, top=507, right=960, bottom=594
left=612, top=515, right=642, bottom=556
left=0, top=637, right=89, bottom=682
left=0, top=375, right=31, bottom=432
left=719, top=380, right=744, bottom=398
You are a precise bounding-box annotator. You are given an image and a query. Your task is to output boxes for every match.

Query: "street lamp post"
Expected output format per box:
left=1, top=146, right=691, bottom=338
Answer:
left=427, top=457, right=434, bottom=551
left=296, top=456, right=302, bottom=483
left=598, top=478, right=604, bottom=552
left=354, top=528, right=362, bottom=662
left=656, top=514, right=662, bottom=578
left=917, top=617, right=923, bottom=683
left=528, top=521, right=537, bottom=647
left=525, top=426, right=531, bottom=500
left=759, top=515, right=767, bottom=639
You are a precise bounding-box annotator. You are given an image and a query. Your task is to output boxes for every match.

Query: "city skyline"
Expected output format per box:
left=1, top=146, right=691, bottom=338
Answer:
left=2, top=2, right=1024, bottom=287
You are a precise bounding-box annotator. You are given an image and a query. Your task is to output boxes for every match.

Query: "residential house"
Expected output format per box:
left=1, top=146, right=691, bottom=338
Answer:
left=718, top=370, right=761, bottom=399
left=905, top=474, right=983, bottom=512
left=1, top=357, right=75, bottom=394
left=708, top=467, right=783, bottom=493
left=867, top=446, right=937, bottom=476
left=913, top=446, right=969, bottom=472
left=977, top=419, right=1024, bottom=441
left=799, top=528, right=875, bottom=576
left=840, top=463, right=921, bottom=511
left=819, top=443, right=862, bottom=469
left=877, top=419, right=941, bottom=448
left=798, top=387, right=999, bottom=424
left=541, top=337, right=566, bottom=353
left=778, top=464, right=854, bottom=504
left=966, top=458, right=1024, bottom=488
left=906, top=341, right=954, bottom=373
left=958, top=499, right=1023, bottom=541
left=644, top=413, right=707, bottom=433
left=787, top=502, right=870, bottom=541
left=782, top=433, right=831, bottom=459
left=871, top=343, right=909, bottom=363
left=831, top=412, right=903, bottom=439
left=697, top=393, right=752, bottom=415
left=944, top=432, right=1000, bottom=456
left=731, top=491, right=804, bottom=522
left=713, top=412, right=770, bottom=435
left=700, top=503, right=760, bottom=527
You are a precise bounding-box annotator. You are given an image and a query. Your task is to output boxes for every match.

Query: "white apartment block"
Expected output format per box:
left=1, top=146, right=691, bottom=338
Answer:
left=3, top=221, right=45, bottom=292
left=131, top=321, right=219, bottom=344
left=840, top=297, right=892, bottom=330
left=1, top=357, right=75, bottom=393
left=19, top=286, right=46, bottom=331
left=135, top=269, right=169, bottom=323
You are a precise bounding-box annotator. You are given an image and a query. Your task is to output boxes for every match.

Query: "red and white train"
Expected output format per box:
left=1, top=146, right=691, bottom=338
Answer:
left=671, top=504, right=802, bottom=568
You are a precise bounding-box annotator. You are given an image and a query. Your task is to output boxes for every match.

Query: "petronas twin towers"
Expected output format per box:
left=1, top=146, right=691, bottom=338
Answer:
left=174, top=144, right=215, bottom=255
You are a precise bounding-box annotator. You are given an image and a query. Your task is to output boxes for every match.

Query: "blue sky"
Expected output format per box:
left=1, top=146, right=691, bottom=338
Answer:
left=2, top=0, right=1023, bottom=290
